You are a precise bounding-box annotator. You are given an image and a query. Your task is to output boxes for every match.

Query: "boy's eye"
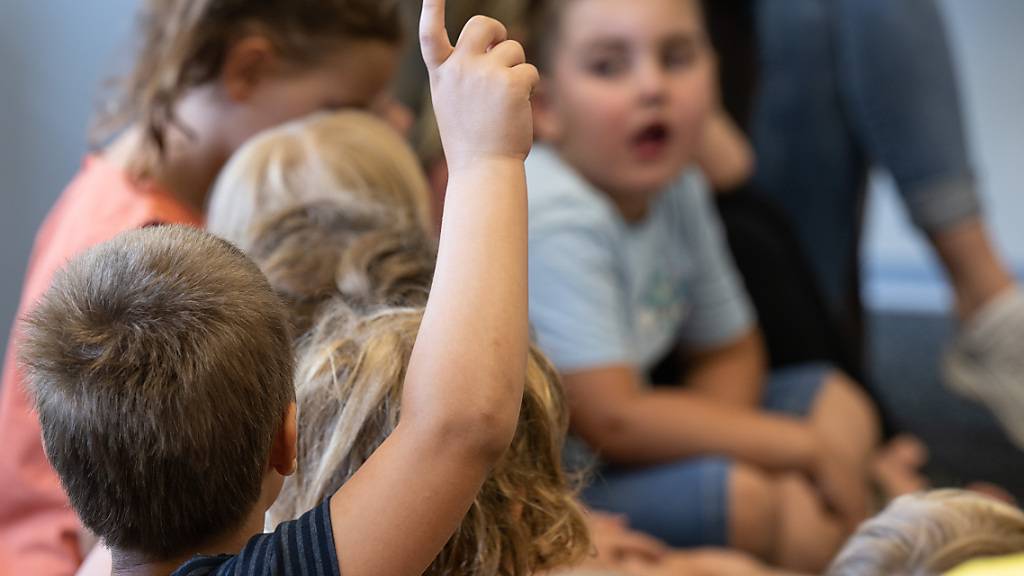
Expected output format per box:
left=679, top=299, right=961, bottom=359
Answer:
left=586, top=55, right=628, bottom=77
left=663, top=44, right=698, bottom=69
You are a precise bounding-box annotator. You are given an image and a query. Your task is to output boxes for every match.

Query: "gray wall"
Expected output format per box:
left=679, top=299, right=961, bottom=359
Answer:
left=0, top=0, right=138, bottom=354
left=865, top=0, right=1024, bottom=311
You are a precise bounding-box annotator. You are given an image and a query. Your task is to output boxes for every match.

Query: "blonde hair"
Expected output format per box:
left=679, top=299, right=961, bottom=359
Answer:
left=208, top=112, right=589, bottom=572
left=827, top=490, right=1024, bottom=576
left=270, top=301, right=589, bottom=575
left=245, top=201, right=590, bottom=573
left=207, top=110, right=434, bottom=249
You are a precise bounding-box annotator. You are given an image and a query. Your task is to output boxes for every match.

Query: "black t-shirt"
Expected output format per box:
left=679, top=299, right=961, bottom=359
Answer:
left=172, top=499, right=339, bottom=576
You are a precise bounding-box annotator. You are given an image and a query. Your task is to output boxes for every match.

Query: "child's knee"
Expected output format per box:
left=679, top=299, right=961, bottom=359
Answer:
left=727, top=463, right=780, bottom=559
left=817, top=370, right=882, bottom=438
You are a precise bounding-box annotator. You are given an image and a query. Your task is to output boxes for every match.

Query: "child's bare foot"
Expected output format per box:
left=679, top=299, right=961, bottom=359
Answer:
left=965, top=482, right=1018, bottom=506
left=871, top=435, right=929, bottom=499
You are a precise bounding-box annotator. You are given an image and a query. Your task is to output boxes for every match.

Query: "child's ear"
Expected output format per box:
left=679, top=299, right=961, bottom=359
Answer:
left=220, top=35, right=277, bottom=103
left=270, top=402, right=299, bottom=477
left=531, top=81, right=562, bottom=144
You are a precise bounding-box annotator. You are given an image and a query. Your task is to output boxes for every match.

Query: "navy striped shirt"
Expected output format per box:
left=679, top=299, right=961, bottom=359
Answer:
left=172, top=499, right=339, bottom=576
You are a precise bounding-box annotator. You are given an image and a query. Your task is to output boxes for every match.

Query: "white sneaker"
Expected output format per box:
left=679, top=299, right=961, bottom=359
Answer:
left=943, top=288, right=1024, bottom=449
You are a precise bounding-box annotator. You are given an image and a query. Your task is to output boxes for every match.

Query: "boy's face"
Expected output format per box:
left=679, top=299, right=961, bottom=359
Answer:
left=534, top=0, right=714, bottom=211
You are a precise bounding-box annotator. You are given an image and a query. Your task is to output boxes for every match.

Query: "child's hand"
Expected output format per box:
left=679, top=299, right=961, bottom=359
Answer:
left=585, top=511, right=667, bottom=566
left=420, top=0, right=539, bottom=171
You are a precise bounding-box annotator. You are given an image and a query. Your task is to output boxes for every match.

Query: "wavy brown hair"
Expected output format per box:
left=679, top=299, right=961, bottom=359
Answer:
left=96, top=0, right=401, bottom=177
left=271, top=301, right=590, bottom=575
left=244, top=200, right=436, bottom=335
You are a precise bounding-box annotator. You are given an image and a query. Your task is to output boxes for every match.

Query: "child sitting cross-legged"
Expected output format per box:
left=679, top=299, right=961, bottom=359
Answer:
left=521, top=0, right=926, bottom=571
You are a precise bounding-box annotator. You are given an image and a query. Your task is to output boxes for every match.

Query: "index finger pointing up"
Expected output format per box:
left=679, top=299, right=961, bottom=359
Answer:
left=420, top=0, right=454, bottom=69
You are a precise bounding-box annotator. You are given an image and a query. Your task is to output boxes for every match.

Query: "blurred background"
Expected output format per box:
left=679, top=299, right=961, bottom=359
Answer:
left=1, top=0, right=1022, bottom=488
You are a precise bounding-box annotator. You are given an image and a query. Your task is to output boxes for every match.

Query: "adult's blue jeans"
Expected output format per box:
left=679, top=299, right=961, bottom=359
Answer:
left=751, top=0, right=981, bottom=314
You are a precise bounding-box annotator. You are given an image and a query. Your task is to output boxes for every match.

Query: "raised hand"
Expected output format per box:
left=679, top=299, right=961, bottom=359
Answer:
left=420, top=0, right=539, bottom=171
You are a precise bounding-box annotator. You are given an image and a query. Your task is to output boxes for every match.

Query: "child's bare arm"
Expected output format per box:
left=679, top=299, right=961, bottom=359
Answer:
left=565, top=365, right=818, bottom=470
left=564, top=367, right=866, bottom=526
left=695, top=107, right=756, bottom=193
left=683, top=329, right=767, bottom=406
left=326, top=2, right=537, bottom=575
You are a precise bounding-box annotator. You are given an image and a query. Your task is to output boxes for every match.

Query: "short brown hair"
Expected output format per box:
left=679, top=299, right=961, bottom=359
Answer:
left=19, top=225, right=295, bottom=560
left=97, top=0, right=403, bottom=177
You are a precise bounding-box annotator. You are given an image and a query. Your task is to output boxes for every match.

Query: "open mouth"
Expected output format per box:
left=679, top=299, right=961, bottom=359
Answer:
left=632, top=123, right=671, bottom=158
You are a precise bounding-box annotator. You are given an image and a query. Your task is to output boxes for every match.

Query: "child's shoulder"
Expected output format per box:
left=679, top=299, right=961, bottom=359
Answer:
left=657, top=167, right=720, bottom=233
left=22, top=156, right=201, bottom=309
left=660, top=167, right=713, bottom=212
left=525, top=145, right=622, bottom=235
left=46, top=156, right=199, bottom=239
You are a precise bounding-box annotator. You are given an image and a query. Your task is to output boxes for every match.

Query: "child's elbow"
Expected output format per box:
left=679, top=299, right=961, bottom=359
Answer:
left=575, top=406, right=645, bottom=465
left=426, top=385, right=521, bottom=462
left=404, top=362, right=524, bottom=463
left=440, top=406, right=518, bottom=462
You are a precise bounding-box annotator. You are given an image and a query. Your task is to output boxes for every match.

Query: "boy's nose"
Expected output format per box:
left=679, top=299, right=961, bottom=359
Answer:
left=635, top=61, right=669, bottom=105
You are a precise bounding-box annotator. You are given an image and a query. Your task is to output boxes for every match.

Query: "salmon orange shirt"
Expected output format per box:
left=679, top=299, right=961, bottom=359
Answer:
left=0, top=156, right=202, bottom=575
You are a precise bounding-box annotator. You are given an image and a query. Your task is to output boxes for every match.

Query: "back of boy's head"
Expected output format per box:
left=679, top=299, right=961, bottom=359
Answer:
left=270, top=301, right=589, bottom=575
left=827, top=490, right=1024, bottom=576
left=98, top=0, right=402, bottom=175
left=208, top=110, right=435, bottom=250
left=244, top=199, right=436, bottom=335
left=19, top=225, right=295, bottom=560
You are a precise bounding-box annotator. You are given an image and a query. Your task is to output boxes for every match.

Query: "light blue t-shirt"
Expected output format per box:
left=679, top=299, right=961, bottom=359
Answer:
left=527, top=144, right=755, bottom=374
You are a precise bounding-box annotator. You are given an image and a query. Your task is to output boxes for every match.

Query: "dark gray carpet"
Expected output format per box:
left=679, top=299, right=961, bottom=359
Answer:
left=868, top=312, right=1024, bottom=499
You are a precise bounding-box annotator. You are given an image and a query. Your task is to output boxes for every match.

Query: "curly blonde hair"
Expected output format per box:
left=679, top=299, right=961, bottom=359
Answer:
left=207, top=101, right=588, bottom=573
left=207, top=109, right=434, bottom=248
left=237, top=198, right=589, bottom=574
left=827, top=490, right=1024, bottom=576
left=268, top=300, right=590, bottom=575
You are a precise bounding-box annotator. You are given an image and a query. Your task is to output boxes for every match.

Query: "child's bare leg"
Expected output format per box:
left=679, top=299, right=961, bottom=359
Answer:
left=808, top=371, right=879, bottom=477
left=729, top=465, right=843, bottom=572
left=774, top=474, right=845, bottom=572
left=621, top=549, right=802, bottom=576
left=810, top=372, right=928, bottom=504
left=931, top=218, right=1014, bottom=322
left=728, top=464, right=780, bottom=560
